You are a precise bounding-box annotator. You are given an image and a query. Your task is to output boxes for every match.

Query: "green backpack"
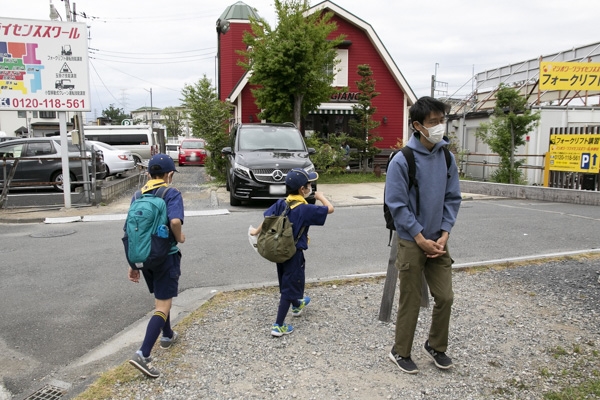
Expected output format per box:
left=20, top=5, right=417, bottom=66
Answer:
left=257, top=201, right=305, bottom=263
left=122, top=187, right=172, bottom=270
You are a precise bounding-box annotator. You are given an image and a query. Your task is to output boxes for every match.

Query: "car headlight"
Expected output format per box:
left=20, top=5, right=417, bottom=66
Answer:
left=234, top=162, right=251, bottom=178
left=304, top=164, right=316, bottom=174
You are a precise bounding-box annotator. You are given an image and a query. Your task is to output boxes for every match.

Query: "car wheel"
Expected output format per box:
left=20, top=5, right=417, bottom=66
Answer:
left=225, top=177, right=230, bottom=191
left=51, top=171, right=76, bottom=192
left=133, top=156, right=141, bottom=165
left=229, top=190, right=242, bottom=206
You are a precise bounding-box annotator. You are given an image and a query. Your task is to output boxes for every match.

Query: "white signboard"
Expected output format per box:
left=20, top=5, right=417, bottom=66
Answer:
left=0, top=17, right=90, bottom=111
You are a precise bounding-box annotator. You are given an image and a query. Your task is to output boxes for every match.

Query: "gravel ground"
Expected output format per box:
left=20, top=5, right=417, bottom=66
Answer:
left=103, top=255, right=600, bottom=400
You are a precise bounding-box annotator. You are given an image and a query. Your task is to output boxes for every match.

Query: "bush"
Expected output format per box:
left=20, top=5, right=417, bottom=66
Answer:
left=305, top=134, right=348, bottom=173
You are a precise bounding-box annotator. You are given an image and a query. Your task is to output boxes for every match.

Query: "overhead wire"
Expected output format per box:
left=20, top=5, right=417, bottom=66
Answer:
left=82, top=7, right=221, bottom=111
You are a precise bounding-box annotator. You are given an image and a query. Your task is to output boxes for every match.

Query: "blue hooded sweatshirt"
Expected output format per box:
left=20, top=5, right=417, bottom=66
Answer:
left=384, top=132, right=462, bottom=242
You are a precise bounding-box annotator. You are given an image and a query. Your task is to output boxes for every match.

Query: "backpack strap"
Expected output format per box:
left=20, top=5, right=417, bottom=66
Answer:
left=285, top=200, right=306, bottom=245
left=400, top=147, right=419, bottom=215
left=384, top=149, right=401, bottom=246
left=442, top=146, right=452, bottom=179
left=154, top=186, right=170, bottom=199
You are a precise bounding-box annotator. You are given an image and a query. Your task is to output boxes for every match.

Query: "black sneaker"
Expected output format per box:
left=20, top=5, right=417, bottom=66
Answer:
left=422, top=341, right=453, bottom=369
left=129, top=351, right=160, bottom=378
left=388, top=348, right=419, bottom=374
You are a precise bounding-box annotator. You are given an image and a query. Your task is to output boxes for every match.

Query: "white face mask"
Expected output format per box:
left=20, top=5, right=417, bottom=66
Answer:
left=303, top=185, right=312, bottom=198
left=422, top=123, right=445, bottom=144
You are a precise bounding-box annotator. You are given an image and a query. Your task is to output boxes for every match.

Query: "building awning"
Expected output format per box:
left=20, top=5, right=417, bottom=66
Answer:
left=308, top=103, right=355, bottom=115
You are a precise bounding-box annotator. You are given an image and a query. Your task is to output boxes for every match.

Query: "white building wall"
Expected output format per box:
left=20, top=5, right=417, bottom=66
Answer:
left=451, top=107, right=600, bottom=185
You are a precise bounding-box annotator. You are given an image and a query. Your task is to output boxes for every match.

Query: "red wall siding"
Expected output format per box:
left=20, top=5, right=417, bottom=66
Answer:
left=219, top=21, right=252, bottom=101
left=241, top=85, right=261, bottom=123
left=329, top=16, right=408, bottom=150
left=222, top=10, right=411, bottom=148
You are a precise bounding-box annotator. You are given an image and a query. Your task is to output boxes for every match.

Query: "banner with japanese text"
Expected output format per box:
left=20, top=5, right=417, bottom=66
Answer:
left=0, top=17, right=90, bottom=111
left=540, top=62, right=600, bottom=91
left=548, top=134, right=600, bottom=172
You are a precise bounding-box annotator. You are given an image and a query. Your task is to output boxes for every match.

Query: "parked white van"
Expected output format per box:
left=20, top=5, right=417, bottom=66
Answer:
left=78, top=125, right=157, bottom=164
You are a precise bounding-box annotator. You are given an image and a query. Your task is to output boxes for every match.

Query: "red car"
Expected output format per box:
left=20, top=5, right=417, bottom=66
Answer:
left=178, top=138, right=207, bottom=166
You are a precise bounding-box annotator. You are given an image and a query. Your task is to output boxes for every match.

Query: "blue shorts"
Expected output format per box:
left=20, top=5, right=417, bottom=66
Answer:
left=277, top=250, right=305, bottom=301
left=142, top=251, right=181, bottom=300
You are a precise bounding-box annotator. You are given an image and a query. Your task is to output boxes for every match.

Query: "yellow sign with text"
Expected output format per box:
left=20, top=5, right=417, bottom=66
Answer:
left=548, top=134, right=600, bottom=172
left=540, top=62, right=600, bottom=91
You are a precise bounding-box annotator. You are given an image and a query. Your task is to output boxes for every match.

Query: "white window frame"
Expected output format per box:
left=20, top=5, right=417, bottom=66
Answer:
left=333, top=49, right=348, bottom=87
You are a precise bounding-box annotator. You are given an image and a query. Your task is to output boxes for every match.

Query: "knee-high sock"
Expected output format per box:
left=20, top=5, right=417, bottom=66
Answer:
left=162, top=312, right=173, bottom=339
left=140, top=311, right=167, bottom=357
left=276, top=297, right=292, bottom=326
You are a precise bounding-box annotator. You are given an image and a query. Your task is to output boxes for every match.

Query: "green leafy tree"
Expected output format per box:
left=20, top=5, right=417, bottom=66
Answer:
left=238, top=0, right=344, bottom=127
left=476, top=84, right=540, bottom=184
left=162, top=107, right=185, bottom=139
left=101, top=104, right=129, bottom=125
left=181, top=75, right=232, bottom=181
left=348, top=64, right=381, bottom=171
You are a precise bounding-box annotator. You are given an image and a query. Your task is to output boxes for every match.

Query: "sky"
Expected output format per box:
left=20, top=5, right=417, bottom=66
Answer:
left=4, top=0, right=599, bottom=122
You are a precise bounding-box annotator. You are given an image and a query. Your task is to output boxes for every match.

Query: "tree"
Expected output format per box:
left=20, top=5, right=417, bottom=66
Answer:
left=181, top=75, right=232, bottom=181
left=348, top=64, right=381, bottom=172
left=238, top=0, right=344, bottom=127
left=162, top=107, right=185, bottom=139
left=476, top=84, right=540, bottom=184
left=101, top=104, right=129, bottom=125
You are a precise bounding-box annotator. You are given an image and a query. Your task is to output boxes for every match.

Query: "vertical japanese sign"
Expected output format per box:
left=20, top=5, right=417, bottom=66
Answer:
left=548, top=134, right=600, bottom=172
left=540, top=61, right=600, bottom=91
left=0, top=17, right=90, bottom=111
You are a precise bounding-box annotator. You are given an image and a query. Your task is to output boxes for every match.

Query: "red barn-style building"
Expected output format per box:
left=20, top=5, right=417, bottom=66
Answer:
left=216, top=1, right=417, bottom=150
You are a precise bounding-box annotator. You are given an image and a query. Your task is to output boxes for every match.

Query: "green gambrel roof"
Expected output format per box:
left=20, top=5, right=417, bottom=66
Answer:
left=219, top=1, right=261, bottom=20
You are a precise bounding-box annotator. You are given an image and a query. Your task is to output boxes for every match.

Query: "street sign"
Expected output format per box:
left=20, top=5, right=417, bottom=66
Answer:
left=0, top=17, right=90, bottom=111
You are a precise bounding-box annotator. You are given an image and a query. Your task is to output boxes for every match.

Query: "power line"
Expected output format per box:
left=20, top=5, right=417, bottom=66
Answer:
left=89, top=59, right=121, bottom=108
left=90, top=59, right=180, bottom=92
left=89, top=55, right=216, bottom=65
left=89, top=49, right=215, bottom=61
left=89, top=47, right=216, bottom=55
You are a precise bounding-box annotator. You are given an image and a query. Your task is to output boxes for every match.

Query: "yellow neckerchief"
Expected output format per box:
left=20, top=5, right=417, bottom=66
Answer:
left=285, top=194, right=307, bottom=208
left=141, top=179, right=168, bottom=194
left=286, top=194, right=309, bottom=244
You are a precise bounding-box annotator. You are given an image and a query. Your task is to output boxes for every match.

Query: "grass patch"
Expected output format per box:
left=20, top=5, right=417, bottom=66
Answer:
left=544, top=379, right=600, bottom=399
left=552, top=346, right=568, bottom=358
left=75, top=364, right=141, bottom=400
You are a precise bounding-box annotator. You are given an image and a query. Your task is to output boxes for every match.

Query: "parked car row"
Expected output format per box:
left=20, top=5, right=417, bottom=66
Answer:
left=0, top=135, right=211, bottom=192
left=0, top=137, right=137, bottom=192
left=0, top=137, right=105, bottom=191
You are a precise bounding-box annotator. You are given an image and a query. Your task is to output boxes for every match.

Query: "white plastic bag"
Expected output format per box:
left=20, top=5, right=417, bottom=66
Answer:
left=248, top=225, right=258, bottom=252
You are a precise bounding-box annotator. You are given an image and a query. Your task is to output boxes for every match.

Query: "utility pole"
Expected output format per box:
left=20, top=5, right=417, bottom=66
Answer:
left=68, top=2, right=92, bottom=202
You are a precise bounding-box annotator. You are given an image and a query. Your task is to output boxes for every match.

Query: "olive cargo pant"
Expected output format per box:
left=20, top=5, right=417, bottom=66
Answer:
left=393, top=238, right=454, bottom=358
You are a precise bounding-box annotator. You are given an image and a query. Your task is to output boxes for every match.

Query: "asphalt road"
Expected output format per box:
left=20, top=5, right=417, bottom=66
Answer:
left=1, top=166, right=599, bottom=399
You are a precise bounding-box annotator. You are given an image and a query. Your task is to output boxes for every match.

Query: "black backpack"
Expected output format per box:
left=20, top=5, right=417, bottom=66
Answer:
left=383, top=146, right=452, bottom=245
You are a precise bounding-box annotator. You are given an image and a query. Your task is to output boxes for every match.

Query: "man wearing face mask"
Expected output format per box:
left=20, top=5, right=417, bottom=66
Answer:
left=385, top=96, right=462, bottom=374
left=250, top=168, right=334, bottom=337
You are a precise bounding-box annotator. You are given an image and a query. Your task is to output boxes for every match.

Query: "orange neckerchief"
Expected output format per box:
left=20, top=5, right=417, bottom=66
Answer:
left=141, top=179, right=168, bottom=194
